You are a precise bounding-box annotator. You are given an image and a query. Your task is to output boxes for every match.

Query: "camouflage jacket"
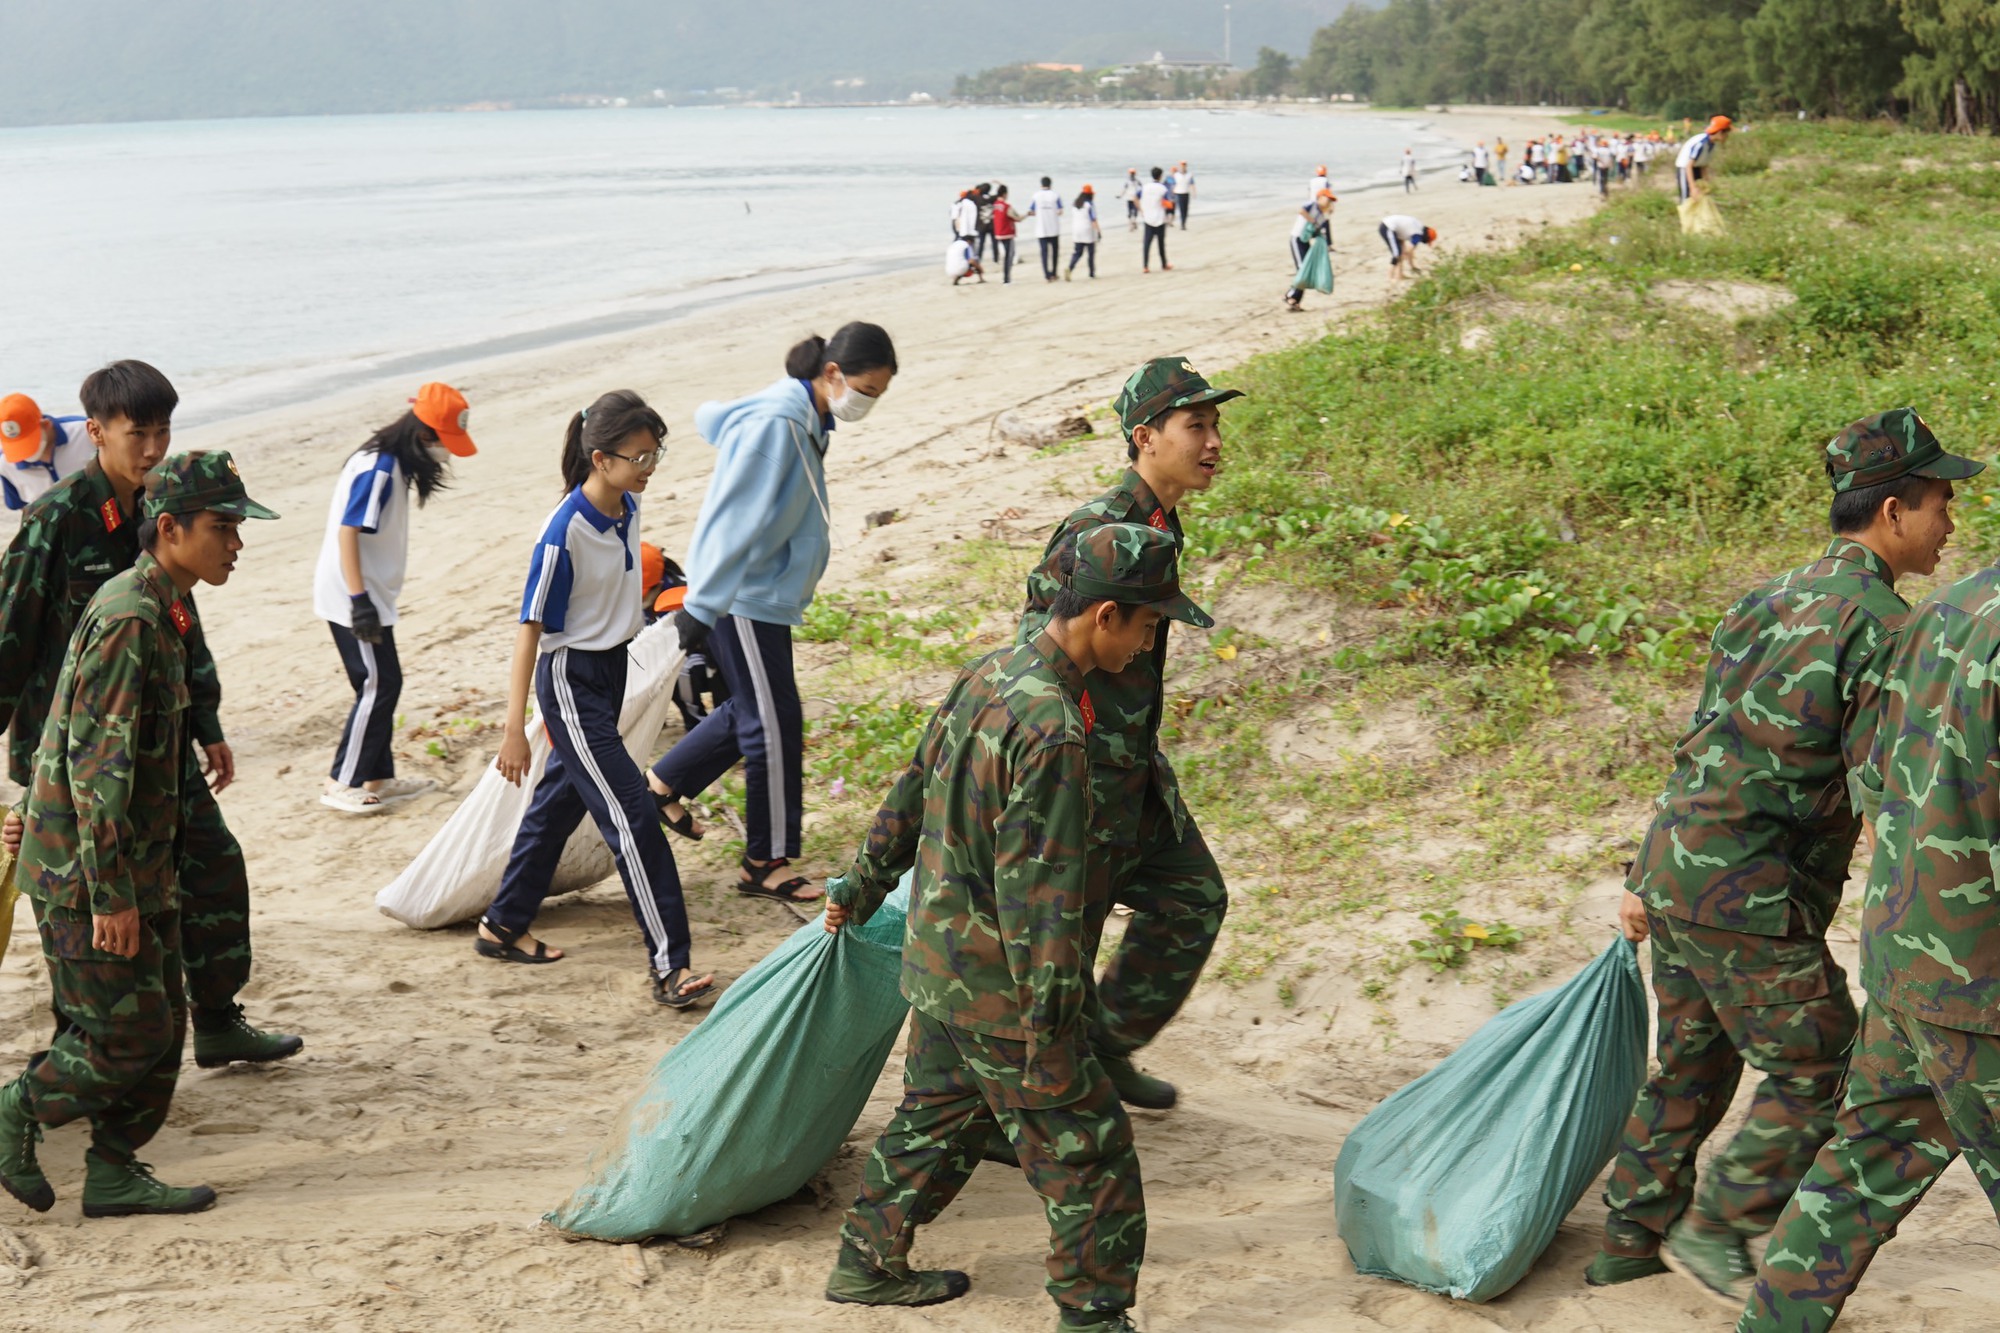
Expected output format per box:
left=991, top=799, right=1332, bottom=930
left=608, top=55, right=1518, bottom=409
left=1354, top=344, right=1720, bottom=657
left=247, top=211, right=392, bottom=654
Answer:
left=18, top=554, right=193, bottom=917
left=1019, top=468, right=1184, bottom=836
left=1854, top=564, right=2000, bottom=1035
left=0, top=459, right=222, bottom=787
left=832, top=631, right=1097, bottom=1090
left=1627, top=539, right=1906, bottom=937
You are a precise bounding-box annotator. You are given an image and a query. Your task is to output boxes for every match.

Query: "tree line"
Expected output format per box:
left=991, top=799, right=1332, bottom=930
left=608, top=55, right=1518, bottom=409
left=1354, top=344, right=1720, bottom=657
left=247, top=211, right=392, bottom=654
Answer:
left=1258, top=0, right=1999, bottom=131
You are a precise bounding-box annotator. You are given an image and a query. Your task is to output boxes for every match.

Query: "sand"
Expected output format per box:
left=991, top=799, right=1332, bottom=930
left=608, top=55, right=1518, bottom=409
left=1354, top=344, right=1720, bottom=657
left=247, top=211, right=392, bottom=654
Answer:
left=4, top=106, right=1990, bottom=1332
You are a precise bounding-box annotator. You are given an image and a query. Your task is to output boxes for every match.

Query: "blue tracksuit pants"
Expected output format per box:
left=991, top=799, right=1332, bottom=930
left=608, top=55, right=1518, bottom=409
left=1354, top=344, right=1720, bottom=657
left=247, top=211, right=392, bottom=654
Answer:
left=486, top=644, right=692, bottom=974
left=651, top=614, right=803, bottom=862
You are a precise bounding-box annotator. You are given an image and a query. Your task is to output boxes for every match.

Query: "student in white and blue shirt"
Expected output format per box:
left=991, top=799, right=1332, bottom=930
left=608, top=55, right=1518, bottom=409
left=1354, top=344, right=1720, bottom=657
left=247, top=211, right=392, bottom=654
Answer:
left=1028, top=177, right=1065, bottom=282
left=0, top=394, right=95, bottom=512
left=479, top=389, right=713, bottom=1010
left=1676, top=116, right=1732, bottom=201
left=1066, top=186, right=1100, bottom=280
left=313, top=382, right=476, bottom=813
left=647, top=323, right=898, bottom=908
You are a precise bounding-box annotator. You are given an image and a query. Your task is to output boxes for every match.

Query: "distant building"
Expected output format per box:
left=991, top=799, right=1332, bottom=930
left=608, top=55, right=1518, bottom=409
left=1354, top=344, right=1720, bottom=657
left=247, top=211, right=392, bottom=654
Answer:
left=1029, top=62, right=1084, bottom=73
left=1140, top=50, right=1232, bottom=74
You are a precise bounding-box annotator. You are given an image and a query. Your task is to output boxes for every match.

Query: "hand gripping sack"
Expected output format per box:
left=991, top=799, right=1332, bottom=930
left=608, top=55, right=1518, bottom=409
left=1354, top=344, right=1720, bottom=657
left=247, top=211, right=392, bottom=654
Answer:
left=1294, top=232, right=1335, bottom=295
left=546, top=878, right=913, bottom=1241
left=374, top=622, right=685, bottom=929
left=1334, top=936, right=1646, bottom=1303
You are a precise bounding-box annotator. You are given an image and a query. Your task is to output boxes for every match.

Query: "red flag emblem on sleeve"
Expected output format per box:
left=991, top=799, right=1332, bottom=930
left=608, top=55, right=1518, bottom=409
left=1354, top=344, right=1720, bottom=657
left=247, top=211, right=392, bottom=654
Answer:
left=99, top=498, right=123, bottom=532
left=1149, top=508, right=1169, bottom=531
left=168, top=601, right=192, bottom=635
left=1079, top=689, right=1096, bottom=733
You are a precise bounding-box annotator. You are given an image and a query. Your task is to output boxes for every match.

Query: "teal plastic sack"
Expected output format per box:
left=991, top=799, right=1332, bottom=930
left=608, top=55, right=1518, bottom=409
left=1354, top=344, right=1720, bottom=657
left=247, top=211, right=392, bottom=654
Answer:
left=546, top=879, right=912, bottom=1240
left=1294, top=232, right=1334, bottom=295
left=1334, top=936, right=1646, bottom=1302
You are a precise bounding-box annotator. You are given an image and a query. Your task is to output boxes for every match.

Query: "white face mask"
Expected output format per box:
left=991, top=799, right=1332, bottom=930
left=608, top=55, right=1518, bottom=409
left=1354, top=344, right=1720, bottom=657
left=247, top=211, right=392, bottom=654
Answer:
left=829, top=372, right=878, bottom=424
left=425, top=443, right=454, bottom=466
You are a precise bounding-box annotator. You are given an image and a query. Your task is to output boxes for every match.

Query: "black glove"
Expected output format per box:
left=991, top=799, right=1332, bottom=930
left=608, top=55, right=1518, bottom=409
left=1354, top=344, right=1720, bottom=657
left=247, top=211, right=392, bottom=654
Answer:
left=349, top=593, right=385, bottom=644
left=674, top=608, right=711, bottom=654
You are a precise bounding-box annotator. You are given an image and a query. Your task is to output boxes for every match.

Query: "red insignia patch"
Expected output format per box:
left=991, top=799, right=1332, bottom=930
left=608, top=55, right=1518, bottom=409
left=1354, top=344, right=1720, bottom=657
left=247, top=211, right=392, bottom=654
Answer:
left=168, top=601, right=192, bottom=635
left=1079, top=689, right=1096, bottom=734
left=99, top=498, right=123, bottom=532
left=1149, top=508, right=1169, bottom=532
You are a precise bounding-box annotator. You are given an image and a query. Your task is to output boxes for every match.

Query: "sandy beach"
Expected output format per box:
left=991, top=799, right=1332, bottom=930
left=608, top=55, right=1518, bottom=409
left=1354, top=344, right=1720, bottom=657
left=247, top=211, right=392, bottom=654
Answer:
left=8, top=105, right=1988, bottom=1333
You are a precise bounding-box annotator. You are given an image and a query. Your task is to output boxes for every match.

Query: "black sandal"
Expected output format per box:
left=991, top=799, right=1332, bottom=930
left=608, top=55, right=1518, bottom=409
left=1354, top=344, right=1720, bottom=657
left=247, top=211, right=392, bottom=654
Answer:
left=651, top=786, right=704, bottom=841
left=736, top=855, right=822, bottom=904
left=652, top=967, right=715, bottom=1009
left=473, top=917, right=562, bottom=965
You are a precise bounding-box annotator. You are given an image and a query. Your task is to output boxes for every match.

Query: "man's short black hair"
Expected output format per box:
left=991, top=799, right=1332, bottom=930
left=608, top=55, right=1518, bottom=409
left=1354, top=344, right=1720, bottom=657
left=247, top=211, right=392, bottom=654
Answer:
left=1830, top=473, right=1936, bottom=534
left=1125, top=406, right=1179, bottom=462
left=80, top=359, right=178, bottom=428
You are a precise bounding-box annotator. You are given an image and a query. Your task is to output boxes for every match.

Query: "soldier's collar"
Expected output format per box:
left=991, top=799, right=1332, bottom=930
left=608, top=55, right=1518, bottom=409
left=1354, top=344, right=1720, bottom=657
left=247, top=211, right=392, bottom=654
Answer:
left=1116, top=469, right=1176, bottom=530
left=1823, top=537, right=1894, bottom=583
left=1029, top=629, right=1090, bottom=707
left=133, top=552, right=183, bottom=609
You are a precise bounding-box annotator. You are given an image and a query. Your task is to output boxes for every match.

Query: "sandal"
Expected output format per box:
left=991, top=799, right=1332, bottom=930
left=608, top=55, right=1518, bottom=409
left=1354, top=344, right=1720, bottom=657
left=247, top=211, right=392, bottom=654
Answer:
left=372, top=776, right=437, bottom=801
left=652, top=967, right=715, bottom=1009
left=736, top=855, right=823, bottom=905
left=473, top=917, right=562, bottom=965
left=651, top=786, right=704, bottom=841
left=320, top=785, right=385, bottom=815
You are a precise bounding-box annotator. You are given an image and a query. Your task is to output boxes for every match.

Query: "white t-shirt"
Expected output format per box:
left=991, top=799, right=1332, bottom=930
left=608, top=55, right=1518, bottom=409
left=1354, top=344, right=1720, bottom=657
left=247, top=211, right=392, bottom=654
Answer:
left=1676, top=132, right=1715, bottom=170
left=1472, top=146, right=1490, bottom=169
left=0, top=415, right=94, bottom=512
left=1030, top=189, right=1064, bottom=238
left=1313, top=171, right=1336, bottom=193
left=1382, top=215, right=1425, bottom=241
left=946, top=237, right=974, bottom=277
left=1172, top=170, right=1192, bottom=194
left=1071, top=200, right=1099, bottom=242
left=1529, top=142, right=1546, bottom=164
left=1594, top=143, right=1615, bottom=168
left=1140, top=181, right=1171, bottom=227
left=520, top=488, right=644, bottom=654
left=951, top=196, right=978, bottom=238
left=1291, top=203, right=1325, bottom=242
left=313, top=449, right=412, bottom=626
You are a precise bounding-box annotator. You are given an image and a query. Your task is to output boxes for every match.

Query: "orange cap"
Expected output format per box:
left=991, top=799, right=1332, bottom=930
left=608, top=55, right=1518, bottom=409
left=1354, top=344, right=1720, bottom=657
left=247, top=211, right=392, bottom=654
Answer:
left=1, top=393, right=43, bottom=464
left=652, top=584, right=687, bottom=615
left=412, top=382, right=476, bottom=457
left=641, top=541, right=665, bottom=593
left=1317, top=164, right=1327, bottom=173
left=1423, top=226, right=1438, bottom=244
left=1316, top=189, right=1337, bottom=202
left=1082, top=182, right=1093, bottom=192
left=1709, top=115, right=1733, bottom=134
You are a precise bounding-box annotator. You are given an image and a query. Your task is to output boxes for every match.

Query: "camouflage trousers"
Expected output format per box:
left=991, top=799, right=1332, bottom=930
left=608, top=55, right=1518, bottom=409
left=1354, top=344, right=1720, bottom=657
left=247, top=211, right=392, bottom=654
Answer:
left=839, top=1010, right=1147, bottom=1317
left=178, top=766, right=253, bottom=1012
left=1738, top=1001, right=2000, bottom=1333
left=1601, top=909, right=1857, bottom=1257
left=21, top=905, right=186, bottom=1165
left=1092, top=769, right=1227, bottom=1057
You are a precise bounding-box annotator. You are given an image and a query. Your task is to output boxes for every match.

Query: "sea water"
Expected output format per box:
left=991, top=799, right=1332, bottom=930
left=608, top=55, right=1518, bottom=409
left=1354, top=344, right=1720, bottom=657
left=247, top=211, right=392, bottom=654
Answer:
left=4, top=105, right=1459, bottom=425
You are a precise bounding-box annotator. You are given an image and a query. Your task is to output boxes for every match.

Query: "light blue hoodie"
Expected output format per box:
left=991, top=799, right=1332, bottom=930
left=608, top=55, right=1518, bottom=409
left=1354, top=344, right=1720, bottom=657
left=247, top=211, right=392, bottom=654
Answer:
left=682, top=377, right=833, bottom=628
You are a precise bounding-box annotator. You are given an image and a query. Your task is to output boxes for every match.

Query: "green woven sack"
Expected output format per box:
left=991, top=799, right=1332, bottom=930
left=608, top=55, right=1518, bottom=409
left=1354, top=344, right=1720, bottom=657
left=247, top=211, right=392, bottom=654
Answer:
left=546, top=879, right=911, bottom=1240
left=1294, top=232, right=1335, bottom=295
left=1334, top=936, right=1647, bottom=1302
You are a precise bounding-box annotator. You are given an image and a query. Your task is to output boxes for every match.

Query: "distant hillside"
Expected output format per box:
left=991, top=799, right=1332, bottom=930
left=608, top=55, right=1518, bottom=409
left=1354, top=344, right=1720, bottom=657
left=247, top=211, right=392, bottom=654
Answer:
left=0, top=0, right=1358, bottom=126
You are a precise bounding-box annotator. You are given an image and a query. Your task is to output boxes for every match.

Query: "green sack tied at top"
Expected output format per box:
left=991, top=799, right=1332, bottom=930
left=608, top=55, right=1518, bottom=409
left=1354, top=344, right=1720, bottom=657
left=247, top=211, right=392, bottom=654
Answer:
left=1294, top=233, right=1335, bottom=296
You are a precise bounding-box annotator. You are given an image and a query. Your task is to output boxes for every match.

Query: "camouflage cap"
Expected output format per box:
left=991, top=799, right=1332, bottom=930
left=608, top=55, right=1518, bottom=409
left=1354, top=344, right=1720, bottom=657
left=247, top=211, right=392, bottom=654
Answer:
left=142, top=450, right=280, bottom=521
left=1067, top=521, right=1214, bottom=628
left=1825, top=407, right=1985, bottom=494
left=1113, top=356, right=1244, bottom=437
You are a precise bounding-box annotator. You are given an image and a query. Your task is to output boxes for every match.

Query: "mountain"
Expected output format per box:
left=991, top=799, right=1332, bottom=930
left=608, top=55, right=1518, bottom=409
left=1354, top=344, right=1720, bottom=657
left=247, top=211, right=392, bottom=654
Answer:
left=0, top=0, right=1359, bottom=126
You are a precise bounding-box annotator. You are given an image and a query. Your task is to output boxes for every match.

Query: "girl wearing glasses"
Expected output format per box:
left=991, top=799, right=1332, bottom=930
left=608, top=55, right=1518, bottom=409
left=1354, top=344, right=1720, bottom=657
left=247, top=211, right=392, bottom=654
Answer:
left=646, top=322, right=897, bottom=907
left=475, top=389, right=714, bottom=1010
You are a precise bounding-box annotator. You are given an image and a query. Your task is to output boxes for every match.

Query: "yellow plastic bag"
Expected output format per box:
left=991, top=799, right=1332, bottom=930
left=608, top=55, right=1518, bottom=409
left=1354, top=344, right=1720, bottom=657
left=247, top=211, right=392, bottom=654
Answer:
left=0, top=843, right=17, bottom=969
left=1678, top=194, right=1725, bottom=236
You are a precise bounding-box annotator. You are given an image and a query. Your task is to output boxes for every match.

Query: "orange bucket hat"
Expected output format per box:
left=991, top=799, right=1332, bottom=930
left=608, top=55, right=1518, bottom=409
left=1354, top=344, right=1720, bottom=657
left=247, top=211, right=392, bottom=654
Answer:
left=0, top=393, right=42, bottom=463
left=1708, top=115, right=1733, bottom=134
left=412, top=382, right=476, bottom=457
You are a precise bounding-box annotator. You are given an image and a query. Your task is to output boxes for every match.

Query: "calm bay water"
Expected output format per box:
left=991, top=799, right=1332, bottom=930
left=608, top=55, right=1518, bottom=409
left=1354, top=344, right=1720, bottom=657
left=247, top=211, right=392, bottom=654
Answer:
left=4, top=106, right=1458, bottom=424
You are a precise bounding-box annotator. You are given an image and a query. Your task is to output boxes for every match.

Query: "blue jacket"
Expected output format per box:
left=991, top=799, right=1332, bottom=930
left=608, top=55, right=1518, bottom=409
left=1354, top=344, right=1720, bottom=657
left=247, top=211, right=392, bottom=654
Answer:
left=683, top=377, right=833, bottom=628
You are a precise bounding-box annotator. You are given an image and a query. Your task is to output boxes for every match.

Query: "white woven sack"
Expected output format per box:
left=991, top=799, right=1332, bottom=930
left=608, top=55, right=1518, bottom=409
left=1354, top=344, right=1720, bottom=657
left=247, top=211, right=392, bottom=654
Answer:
left=375, top=622, right=687, bottom=929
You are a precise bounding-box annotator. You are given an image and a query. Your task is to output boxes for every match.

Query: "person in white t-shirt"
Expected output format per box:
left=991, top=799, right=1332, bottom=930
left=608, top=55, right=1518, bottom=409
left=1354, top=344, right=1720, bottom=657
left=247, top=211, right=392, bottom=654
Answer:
left=1065, top=185, right=1102, bottom=280
left=1173, top=160, right=1194, bottom=228
left=950, top=191, right=978, bottom=243
left=0, top=393, right=96, bottom=512
left=1139, top=166, right=1174, bottom=273
left=314, top=381, right=475, bottom=813
left=1122, top=168, right=1143, bottom=230
left=1676, top=116, right=1731, bottom=201
left=1027, top=176, right=1065, bottom=282
left=479, top=388, right=716, bottom=1010
left=1471, top=141, right=1491, bottom=185
left=1398, top=151, right=1416, bottom=193
left=1312, top=163, right=1335, bottom=198
left=1286, top=189, right=1336, bottom=311
left=946, top=235, right=983, bottom=285
left=1379, top=214, right=1436, bottom=281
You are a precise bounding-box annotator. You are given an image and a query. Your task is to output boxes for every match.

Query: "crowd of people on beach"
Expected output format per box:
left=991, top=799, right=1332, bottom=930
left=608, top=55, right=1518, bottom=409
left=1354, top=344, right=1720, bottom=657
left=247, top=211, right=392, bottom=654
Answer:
left=947, top=163, right=1195, bottom=285
left=9, top=107, right=2000, bottom=1333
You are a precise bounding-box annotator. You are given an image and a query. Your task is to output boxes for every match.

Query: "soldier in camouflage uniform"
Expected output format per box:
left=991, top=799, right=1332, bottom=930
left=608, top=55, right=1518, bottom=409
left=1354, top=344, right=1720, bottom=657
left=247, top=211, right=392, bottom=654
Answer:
left=821, top=523, right=1212, bottom=1333
left=0, top=451, right=279, bottom=1217
left=1591, top=408, right=1982, bottom=1306
left=1015, top=355, right=1240, bottom=1111
left=1738, top=422, right=2000, bottom=1333
left=0, top=361, right=299, bottom=1068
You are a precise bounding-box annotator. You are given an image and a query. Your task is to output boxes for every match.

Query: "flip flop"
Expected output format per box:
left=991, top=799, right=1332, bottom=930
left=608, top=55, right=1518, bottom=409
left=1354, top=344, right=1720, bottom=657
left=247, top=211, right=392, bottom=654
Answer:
left=652, top=967, right=715, bottom=1009
left=320, top=786, right=385, bottom=815
left=372, top=776, right=437, bottom=801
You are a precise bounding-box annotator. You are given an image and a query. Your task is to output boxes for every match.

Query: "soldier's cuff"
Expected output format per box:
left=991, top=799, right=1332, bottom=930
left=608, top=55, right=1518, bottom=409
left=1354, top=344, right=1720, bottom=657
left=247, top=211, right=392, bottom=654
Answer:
left=190, top=711, right=226, bottom=748
left=89, top=886, right=135, bottom=917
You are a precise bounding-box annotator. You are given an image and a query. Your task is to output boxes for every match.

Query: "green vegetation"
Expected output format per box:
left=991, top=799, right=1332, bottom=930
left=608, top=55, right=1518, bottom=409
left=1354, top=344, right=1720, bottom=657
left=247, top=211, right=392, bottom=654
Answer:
left=1285, top=0, right=2000, bottom=130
